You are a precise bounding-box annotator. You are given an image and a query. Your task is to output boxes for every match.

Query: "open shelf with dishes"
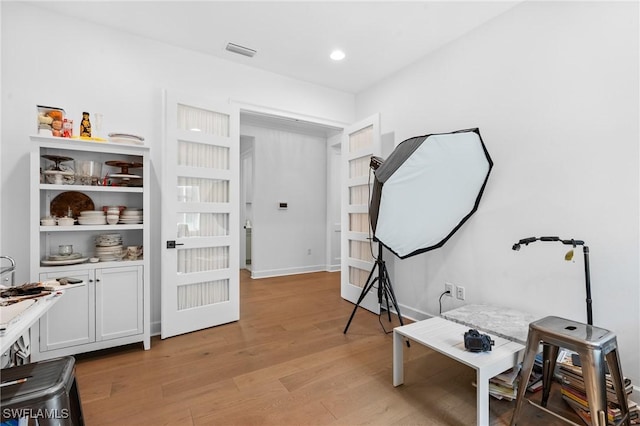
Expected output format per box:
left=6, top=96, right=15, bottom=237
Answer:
left=29, top=135, right=151, bottom=361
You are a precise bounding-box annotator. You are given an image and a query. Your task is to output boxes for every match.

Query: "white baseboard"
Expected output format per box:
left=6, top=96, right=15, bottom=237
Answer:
left=383, top=302, right=433, bottom=323
left=251, top=265, right=328, bottom=279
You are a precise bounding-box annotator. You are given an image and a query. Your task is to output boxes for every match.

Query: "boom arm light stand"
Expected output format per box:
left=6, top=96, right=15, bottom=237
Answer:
left=512, top=236, right=592, bottom=325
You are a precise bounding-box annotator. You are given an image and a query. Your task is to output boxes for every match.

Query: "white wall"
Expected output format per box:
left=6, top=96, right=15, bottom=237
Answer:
left=240, top=124, right=328, bottom=278
left=0, top=0, right=3, bottom=257
left=1, top=3, right=354, bottom=331
left=356, top=1, right=640, bottom=385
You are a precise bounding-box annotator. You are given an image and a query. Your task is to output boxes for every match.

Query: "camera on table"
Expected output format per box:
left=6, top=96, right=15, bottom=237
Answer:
left=464, top=329, right=495, bottom=352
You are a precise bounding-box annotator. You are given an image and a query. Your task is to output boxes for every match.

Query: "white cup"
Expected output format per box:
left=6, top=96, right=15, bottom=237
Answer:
left=106, top=215, right=119, bottom=225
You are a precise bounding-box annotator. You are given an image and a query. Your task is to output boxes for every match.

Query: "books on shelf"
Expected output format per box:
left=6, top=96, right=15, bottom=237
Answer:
left=488, top=364, right=519, bottom=400
left=525, top=352, right=544, bottom=393
left=472, top=378, right=518, bottom=401
left=484, top=354, right=543, bottom=401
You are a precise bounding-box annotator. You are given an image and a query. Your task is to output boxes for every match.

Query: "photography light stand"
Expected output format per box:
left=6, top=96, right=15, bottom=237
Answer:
left=512, top=236, right=592, bottom=325
left=342, top=129, right=492, bottom=338
left=343, top=240, right=405, bottom=335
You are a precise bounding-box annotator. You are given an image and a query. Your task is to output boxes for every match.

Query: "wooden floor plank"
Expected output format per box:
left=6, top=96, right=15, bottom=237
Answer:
left=75, top=270, right=582, bottom=425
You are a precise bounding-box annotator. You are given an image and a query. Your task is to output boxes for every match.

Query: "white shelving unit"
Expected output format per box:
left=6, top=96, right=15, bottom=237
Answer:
left=29, top=135, right=151, bottom=361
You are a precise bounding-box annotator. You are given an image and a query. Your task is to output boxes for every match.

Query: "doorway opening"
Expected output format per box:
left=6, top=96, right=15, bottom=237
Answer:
left=240, top=135, right=254, bottom=271
left=239, top=110, right=343, bottom=279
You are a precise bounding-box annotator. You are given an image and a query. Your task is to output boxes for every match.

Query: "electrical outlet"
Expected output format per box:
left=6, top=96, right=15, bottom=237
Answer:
left=456, top=286, right=465, bottom=301
left=444, top=282, right=454, bottom=297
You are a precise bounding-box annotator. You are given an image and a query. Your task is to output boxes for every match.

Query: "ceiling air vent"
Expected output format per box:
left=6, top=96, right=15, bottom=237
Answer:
left=225, top=42, right=257, bottom=58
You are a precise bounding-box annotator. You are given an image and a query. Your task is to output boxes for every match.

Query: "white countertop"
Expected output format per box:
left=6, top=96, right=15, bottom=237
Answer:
left=441, top=304, right=540, bottom=345
left=0, top=282, right=83, bottom=355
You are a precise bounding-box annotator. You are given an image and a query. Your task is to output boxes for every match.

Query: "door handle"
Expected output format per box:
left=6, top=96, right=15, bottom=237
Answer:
left=166, top=241, right=185, bottom=249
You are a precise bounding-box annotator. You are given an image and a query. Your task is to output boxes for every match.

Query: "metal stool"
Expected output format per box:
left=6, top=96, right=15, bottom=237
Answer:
left=1, top=356, right=84, bottom=425
left=511, top=316, right=630, bottom=426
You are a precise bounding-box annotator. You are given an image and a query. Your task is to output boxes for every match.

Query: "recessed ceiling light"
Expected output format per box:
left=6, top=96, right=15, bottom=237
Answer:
left=330, top=50, right=346, bottom=61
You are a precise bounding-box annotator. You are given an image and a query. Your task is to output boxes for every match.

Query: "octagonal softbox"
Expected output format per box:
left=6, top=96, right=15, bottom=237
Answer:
left=370, top=128, right=493, bottom=259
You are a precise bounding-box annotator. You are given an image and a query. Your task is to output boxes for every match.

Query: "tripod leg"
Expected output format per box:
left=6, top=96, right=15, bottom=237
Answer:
left=380, top=265, right=410, bottom=347
left=383, top=291, right=392, bottom=321
left=375, top=260, right=392, bottom=322
left=343, top=265, right=380, bottom=334
left=380, top=277, right=392, bottom=322
left=382, top=263, right=404, bottom=327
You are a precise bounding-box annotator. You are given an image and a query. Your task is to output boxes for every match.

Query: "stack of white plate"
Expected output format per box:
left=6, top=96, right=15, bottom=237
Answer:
left=119, top=208, right=143, bottom=224
left=95, top=233, right=123, bottom=262
left=78, top=210, right=106, bottom=225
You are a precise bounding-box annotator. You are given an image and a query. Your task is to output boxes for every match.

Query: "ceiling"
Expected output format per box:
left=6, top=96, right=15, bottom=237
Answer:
left=28, top=1, right=521, bottom=94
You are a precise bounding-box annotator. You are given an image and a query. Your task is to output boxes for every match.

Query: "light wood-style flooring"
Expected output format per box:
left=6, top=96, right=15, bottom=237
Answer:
left=75, top=270, right=581, bottom=425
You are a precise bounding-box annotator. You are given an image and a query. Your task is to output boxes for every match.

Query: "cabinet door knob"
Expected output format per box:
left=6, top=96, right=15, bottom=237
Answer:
left=89, top=279, right=94, bottom=283
left=96, top=279, right=100, bottom=282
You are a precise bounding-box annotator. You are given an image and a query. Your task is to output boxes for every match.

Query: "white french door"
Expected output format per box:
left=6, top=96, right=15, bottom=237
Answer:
left=161, top=92, right=239, bottom=339
left=340, top=114, right=381, bottom=314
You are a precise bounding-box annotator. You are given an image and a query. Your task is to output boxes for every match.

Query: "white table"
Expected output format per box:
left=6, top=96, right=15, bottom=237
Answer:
left=0, top=291, right=64, bottom=356
left=393, top=316, right=525, bottom=426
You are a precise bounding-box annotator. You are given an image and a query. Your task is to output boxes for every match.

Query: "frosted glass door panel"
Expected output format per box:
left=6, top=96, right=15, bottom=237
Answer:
left=349, top=185, right=370, bottom=205
left=349, top=266, right=370, bottom=289
left=177, top=177, right=229, bottom=203
left=177, top=247, right=229, bottom=273
left=178, top=141, right=229, bottom=169
left=349, top=240, right=374, bottom=263
left=349, top=213, right=369, bottom=233
left=349, top=156, right=372, bottom=179
left=349, top=126, right=373, bottom=152
left=177, top=104, right=229, bottom=136
left=178, top=280, right=229, bottom=310
left=177, top=213, right=229, bottom=237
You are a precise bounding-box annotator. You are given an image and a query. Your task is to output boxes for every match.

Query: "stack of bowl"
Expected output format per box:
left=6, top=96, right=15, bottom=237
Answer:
left=106, top=206, right=120, bottom=225
left=95, top=233, right=123, bottom=262
left=78, top=210, right=106, bottom=225
left=119, top=208, right=143, bottom=224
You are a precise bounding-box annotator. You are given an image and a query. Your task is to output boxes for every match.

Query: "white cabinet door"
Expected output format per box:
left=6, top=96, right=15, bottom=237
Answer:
left=39, top=270, right=95, bottom=352
left=95, top=265, right=143, bottom=341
